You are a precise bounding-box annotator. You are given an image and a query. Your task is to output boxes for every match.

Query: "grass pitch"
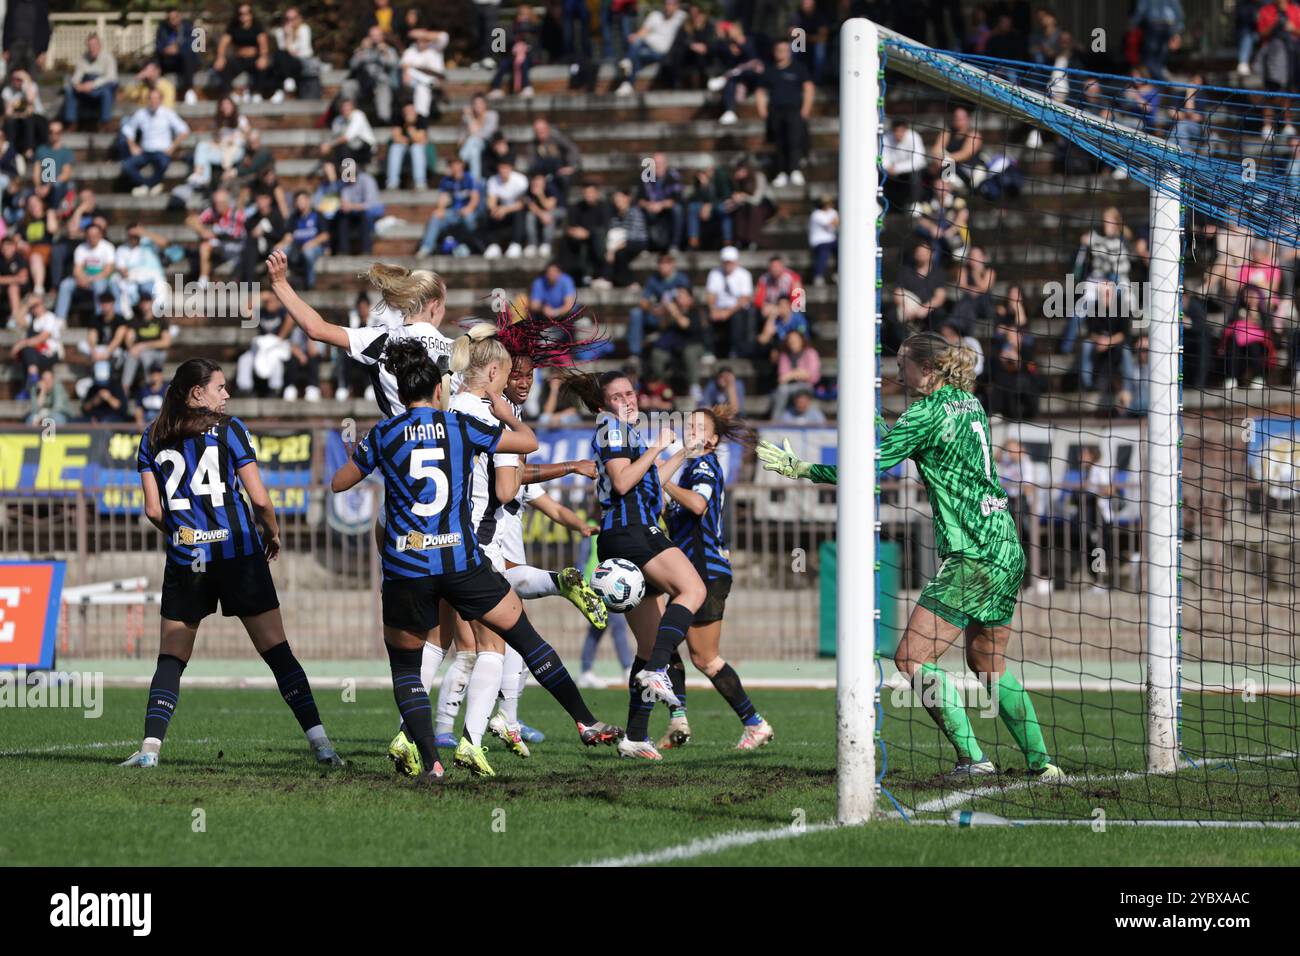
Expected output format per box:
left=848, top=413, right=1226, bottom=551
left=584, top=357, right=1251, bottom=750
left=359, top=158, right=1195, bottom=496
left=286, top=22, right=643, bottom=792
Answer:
left=3, top=687, right=1299, bottom=866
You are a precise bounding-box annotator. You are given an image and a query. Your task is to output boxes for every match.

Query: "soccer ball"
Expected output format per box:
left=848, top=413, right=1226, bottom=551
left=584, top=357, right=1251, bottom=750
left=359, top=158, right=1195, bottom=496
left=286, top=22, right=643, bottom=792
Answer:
left=591, top=558, right=645, bottom=612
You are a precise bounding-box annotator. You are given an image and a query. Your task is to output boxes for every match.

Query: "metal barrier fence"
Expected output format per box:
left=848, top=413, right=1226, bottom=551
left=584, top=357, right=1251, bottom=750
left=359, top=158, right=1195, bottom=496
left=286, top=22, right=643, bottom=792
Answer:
left=0, top=483, right=838, bottom=662
left=0, top=407, right=1286, bottom=665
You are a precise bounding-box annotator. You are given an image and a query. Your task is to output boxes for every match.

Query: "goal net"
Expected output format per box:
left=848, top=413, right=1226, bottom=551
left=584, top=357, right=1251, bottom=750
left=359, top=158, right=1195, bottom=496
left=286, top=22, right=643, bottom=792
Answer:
left=844, top=21, right=1300, bottom=825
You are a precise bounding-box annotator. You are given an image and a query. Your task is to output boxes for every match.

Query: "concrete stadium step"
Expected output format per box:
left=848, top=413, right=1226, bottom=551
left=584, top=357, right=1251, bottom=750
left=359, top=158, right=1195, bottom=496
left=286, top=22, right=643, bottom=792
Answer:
left=69, top=115, right=841, bottom=155
left=74, top=150, right=842, bottom=190
left=85, top=82, right=838, bottom=129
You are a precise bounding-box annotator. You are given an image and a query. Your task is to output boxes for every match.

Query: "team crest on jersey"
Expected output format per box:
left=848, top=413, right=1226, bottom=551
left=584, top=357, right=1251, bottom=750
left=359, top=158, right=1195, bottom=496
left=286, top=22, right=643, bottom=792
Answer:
left=173, top=527, right=230, bottom=546
left=396, top=530, right=463, bottom=552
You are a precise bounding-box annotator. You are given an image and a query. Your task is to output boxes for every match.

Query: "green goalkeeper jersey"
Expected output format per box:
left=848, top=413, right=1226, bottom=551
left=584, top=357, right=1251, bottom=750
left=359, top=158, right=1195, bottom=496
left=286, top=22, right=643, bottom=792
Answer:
left=806, top=385, right=1020, bottom=561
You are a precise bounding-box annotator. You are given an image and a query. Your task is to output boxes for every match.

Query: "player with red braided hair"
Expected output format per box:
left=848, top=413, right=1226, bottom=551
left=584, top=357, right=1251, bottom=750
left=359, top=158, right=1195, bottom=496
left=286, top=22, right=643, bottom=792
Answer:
left=397, top=295, right=619, bottom=774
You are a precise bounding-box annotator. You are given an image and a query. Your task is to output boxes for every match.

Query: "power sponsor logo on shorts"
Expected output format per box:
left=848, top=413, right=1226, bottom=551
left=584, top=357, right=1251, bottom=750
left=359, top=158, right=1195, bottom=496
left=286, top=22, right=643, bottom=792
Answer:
left=173, top=527, right=230, bottom=547
left=396, top=531, right=464, bottom=552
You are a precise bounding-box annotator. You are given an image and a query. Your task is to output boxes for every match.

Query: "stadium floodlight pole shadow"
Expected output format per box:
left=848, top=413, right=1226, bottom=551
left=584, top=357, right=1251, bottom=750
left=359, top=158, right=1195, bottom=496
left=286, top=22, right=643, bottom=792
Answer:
left=836, top=18, right=879, bottom=826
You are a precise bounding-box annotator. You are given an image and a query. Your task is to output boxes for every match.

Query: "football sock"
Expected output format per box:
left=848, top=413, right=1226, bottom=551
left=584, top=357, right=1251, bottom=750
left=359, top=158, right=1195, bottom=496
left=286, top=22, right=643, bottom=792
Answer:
left=709, top=663, right=761, bottom=725
left=260, top=641, right=323, bottom=734
left=387, top=643, right=440, bottom=770
left=626, top=655, right=654, bottom=742
left=666, top=652, right=687, bottom=718
left=435, top=651, right=476, bottom=736
left=392, top=647, right=444, bottom=738
left=398, top=641, right=447, bottom=736
left=498, top=611, right=595, bottom=725
left=646, top=603, right=693, bottom=670
left=919, top=663, right=984, bottom=763
left=504, top=564, right=560, bottom=599
left=421, top=641, right=445, bottom=695
left=143, top=654, right=186, bottom=743
left=990, top=670, right=1051, bottom=770
left=497, top=645, right=525, bottom=730
left=463, top=651, right=504, bottom=747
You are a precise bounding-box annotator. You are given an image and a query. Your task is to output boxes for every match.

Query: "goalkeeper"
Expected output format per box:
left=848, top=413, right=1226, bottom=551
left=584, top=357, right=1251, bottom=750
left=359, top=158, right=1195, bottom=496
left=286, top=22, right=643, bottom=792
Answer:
left=757, top=332, right=1061, bottom=781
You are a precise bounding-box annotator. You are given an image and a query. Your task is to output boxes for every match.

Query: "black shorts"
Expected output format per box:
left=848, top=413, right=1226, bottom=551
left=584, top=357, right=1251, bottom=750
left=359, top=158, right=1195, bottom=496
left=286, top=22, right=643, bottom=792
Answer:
left=694, top=575, right=732, bottom=625
left=598, top=524, right=676, bottom=569
left=160, top=552, right=280, bottom=623
left=382, top=562, right=511, bottom=633
left=598, top=525, right=677, bottom=597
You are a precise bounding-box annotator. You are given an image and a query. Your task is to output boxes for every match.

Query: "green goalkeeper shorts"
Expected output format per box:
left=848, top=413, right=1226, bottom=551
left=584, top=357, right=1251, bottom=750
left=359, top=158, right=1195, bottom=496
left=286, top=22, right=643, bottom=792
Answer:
left=917, top=547, right=1025, bottom=629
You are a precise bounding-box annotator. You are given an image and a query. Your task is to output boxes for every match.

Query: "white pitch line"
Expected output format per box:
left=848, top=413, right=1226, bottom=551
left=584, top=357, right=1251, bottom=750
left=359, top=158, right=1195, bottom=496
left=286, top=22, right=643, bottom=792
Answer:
left=0, top=736, right=220, bottom=757
left=909, top=747, right=1300, bottom=817
left=575, top=821, right=844, bottom=867
left=912, top=771, right=1144, bottom=815
left=903, top=817, right=1300, bottom=829
left=0, top=739, right=138, bottom=757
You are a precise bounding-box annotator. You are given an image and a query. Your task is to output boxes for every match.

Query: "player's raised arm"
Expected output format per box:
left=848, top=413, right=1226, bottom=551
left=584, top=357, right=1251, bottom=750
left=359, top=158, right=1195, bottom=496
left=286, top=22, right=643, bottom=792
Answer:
left=266, top=249, right=351, bottom=350
left=605, top=427, right=674, bottom=496
left=527, top=491, right=594, bottom=535
left=756, top=438, right=837, bottom=484
left=663, top=472, right=709, bottom=516
left=520, top=459, right=597, bottom=483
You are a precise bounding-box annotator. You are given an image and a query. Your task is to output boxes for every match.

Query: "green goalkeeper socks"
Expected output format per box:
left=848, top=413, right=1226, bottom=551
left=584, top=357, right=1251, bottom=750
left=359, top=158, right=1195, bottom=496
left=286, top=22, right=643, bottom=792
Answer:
left=918, top=663, right=984, bottom=763
left=990, top=670, right=1051, bottom=770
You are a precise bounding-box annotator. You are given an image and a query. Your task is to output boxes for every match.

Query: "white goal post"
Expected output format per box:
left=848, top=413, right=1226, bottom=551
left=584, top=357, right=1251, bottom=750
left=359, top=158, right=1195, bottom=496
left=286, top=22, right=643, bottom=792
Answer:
left=834, top=19, right=1183, bottom=823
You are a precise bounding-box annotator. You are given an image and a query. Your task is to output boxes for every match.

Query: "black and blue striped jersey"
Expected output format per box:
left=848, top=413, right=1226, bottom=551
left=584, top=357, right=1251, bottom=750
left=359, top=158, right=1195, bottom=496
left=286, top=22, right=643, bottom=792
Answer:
left=665, top=452, right=731, bottom=580
left=352, top=405, right=503, bottom=579
left=591, top=413, right=661, bottom=532
left=137, top=416, right=263, bottom=566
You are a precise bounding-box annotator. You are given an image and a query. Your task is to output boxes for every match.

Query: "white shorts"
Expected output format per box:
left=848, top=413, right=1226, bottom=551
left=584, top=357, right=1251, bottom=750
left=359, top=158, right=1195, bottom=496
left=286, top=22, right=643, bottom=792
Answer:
left=480, top=540, right=508, bottom=574
left=492, top=525, right=527, bottom=568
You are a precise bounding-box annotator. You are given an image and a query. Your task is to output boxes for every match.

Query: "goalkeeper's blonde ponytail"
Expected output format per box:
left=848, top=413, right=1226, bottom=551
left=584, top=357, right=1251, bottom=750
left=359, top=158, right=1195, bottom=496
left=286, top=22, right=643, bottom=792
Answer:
left=902, top=331, right=978, bottom=393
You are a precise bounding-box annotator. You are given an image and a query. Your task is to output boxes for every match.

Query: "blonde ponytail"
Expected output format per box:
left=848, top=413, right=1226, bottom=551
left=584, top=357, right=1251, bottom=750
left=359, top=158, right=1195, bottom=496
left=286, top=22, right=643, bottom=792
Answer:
left=360, top=262, right=446, bottom=319
left=451, top=322, right=512, bottom=389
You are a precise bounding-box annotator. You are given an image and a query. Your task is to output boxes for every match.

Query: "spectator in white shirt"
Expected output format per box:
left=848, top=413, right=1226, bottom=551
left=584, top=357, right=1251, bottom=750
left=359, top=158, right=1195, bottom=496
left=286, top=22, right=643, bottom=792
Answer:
left=705, top=244, right=755, bottom=358
left=55, top=223, right=116, bottom=321
left=319, top=97, right=377, bottom=170
left=400, top=31, right=450, bottom=119
left=617, top=0, right=687, bottom=95
left=187, top=96, right=251, bottom=188
left=272, top=7, right=320, bottom=99
left=808, top=194, right=838, bottom=284
left=120, top=88, right=189, bottom=195
left=9, top=292, right=64, bottom=389
left=883, top=118, right=927, bottom=213
left=115, top=225, right=171, bottom=319
left=62, top=34, right=118, bottom=128
left=484, top=156, right=530, bottom=258
left=458, top=92, right=499, bottom=181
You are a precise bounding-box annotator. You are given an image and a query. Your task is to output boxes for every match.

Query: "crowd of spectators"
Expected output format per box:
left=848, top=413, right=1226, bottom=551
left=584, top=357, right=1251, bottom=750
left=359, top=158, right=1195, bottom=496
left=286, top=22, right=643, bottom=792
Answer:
left=9, top=1, right=1279, bottom=427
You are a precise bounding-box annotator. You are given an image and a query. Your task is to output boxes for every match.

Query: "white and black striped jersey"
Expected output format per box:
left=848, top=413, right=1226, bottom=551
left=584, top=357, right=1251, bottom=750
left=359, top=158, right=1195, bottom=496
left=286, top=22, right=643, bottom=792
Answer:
left=447, top=392, right=523, bottom=547
left=345, top=322, right=454, bottom=417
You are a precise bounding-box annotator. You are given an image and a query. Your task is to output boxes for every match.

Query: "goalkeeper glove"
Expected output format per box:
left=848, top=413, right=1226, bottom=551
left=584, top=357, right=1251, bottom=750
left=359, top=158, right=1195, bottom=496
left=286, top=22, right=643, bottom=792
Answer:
left=756, top=438, right=812, bottom=480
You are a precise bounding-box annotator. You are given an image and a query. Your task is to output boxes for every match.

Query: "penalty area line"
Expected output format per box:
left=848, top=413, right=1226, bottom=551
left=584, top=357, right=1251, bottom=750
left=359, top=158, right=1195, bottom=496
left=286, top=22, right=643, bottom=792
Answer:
left=574, top=821, right=844, bottom=866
